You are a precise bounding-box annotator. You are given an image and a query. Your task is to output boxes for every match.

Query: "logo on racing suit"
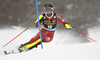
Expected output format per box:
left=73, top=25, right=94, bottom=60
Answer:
left=44, top=19, right=56, bottom=25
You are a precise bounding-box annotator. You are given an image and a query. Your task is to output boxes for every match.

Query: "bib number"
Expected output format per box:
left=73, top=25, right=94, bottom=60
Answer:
left=48, top=25, right=52, bottom=29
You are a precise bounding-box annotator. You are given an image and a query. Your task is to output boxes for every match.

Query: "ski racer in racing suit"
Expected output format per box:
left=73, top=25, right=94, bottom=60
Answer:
left=19, top=2, right=72, bottom=52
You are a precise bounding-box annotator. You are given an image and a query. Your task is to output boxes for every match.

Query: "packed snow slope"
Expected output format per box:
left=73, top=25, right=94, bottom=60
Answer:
left=0, top=26, right=100, bottom=60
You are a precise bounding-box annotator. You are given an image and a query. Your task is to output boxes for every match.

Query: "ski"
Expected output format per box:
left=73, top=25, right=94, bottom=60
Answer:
left=4, top=50, right=20, bottom=55
left=4, top=50, right=14, bottom=55
left=4, top=51, right=8, bottom=55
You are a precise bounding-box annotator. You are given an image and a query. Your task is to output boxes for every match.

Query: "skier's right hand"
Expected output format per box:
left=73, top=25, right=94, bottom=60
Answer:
left=35, top=23, right=38, bottom=28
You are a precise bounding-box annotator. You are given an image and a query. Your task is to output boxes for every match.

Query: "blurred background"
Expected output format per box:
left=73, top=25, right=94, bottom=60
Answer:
left=0, top=0, right=100, bottom=43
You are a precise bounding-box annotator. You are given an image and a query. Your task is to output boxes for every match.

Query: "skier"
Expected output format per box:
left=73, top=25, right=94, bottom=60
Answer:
left=18, top=2, right=72, bottom=52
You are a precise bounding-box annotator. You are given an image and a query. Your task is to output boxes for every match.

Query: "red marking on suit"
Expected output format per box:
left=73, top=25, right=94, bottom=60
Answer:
left=30, top=28, right=54, bottom=43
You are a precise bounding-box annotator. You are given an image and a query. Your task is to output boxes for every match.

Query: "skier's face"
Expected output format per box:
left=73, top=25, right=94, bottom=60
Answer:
left=45, top=10, right=52, bottom=14
left=44, top=7, right=52, bottom=14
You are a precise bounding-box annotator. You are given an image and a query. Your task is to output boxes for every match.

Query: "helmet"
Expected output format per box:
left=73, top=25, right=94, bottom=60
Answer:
left=44, top=2, right=54, bottom=11
left=44, top=2, right=53, bottom=8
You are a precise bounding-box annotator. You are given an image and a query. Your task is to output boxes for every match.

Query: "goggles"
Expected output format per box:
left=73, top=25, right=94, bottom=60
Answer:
left=44, top=7, right=53, bottom=11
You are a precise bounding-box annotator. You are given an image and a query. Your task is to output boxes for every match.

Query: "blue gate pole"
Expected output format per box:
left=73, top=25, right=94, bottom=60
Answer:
left=35, top=0, right=43, bottom=49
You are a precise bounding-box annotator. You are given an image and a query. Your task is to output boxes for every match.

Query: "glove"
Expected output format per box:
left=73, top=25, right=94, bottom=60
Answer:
left=64, top=23, right=72, bottom=29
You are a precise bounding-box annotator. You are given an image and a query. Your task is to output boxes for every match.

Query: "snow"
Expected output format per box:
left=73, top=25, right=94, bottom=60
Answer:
left=0, top=26, right=100, bottom=60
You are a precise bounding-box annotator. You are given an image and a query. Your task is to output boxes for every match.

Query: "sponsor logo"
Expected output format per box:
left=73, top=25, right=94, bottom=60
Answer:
left=44, top=19, right=56, bottom=25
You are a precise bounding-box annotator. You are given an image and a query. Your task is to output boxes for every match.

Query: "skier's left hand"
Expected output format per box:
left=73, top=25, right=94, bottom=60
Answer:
left=64, top=23, right=72, bottom=29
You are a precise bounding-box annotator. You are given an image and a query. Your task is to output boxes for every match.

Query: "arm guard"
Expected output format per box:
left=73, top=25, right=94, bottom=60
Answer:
left=64, top=23, right=72, bottom=29
left=35, top=15, right=43, bottom=23
left=35, top=15, right=43, bottom=27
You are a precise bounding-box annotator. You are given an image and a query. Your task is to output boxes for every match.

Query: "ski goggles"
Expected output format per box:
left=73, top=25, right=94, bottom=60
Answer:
left=44, top=7, right=53, bottom=11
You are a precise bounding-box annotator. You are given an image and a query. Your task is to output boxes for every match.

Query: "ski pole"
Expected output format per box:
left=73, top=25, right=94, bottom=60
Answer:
left=71, top=28, right=97, bottom=43
left=35, top=0, right=43, bottom=49
left=3, top=22, right=35, bottom=47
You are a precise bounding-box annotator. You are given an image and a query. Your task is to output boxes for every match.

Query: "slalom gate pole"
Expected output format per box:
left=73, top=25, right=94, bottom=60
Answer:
left=71, top=28, right=97, bottom=43
left=35, top=0, right=43, bottom=49
left=3, top=22, right=35, bottom=47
